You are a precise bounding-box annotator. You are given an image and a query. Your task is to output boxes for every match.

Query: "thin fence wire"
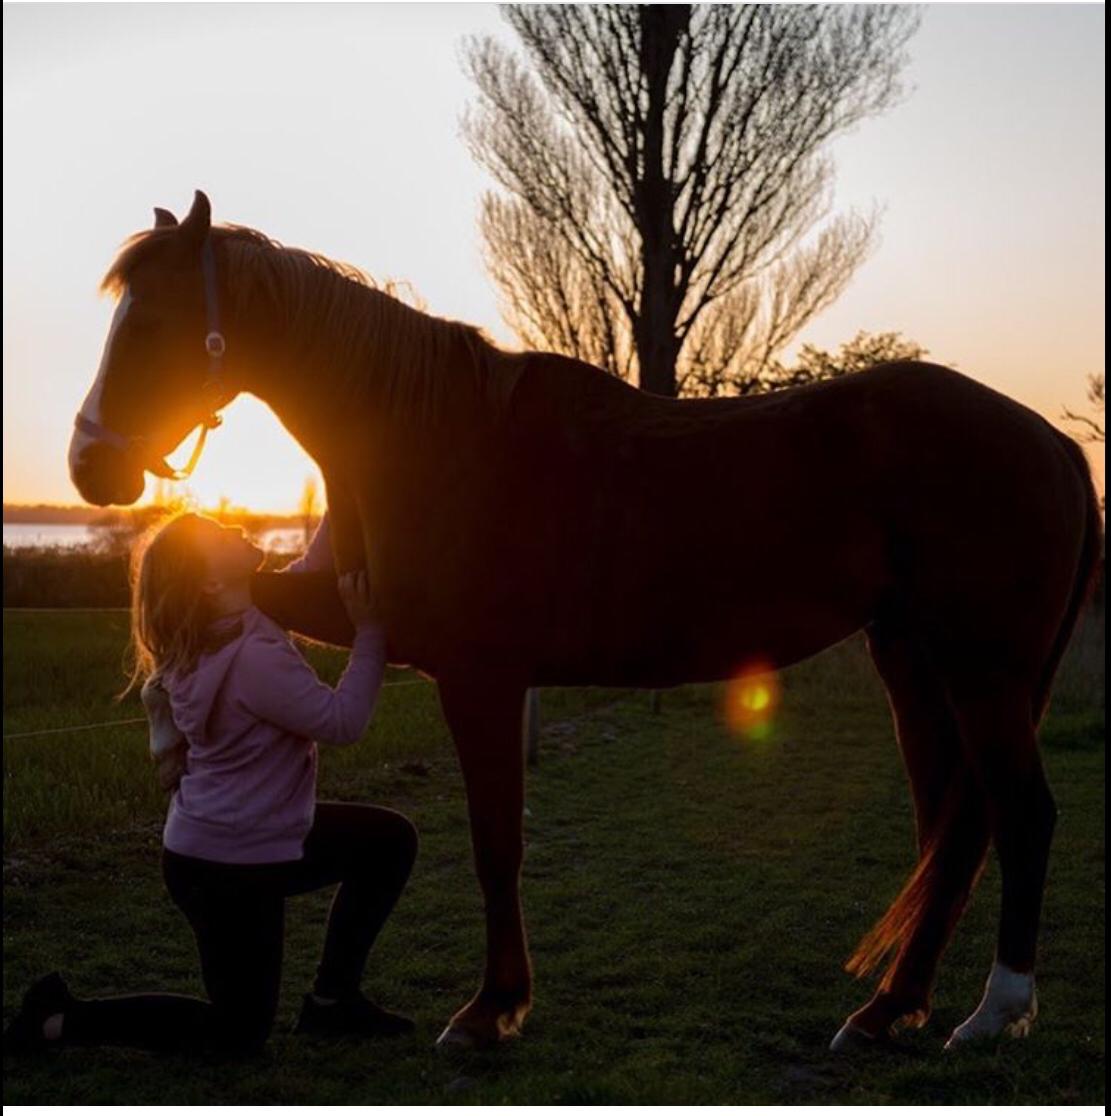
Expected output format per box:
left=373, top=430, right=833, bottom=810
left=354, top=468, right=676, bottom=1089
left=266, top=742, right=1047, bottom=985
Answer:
left=2, top=679, right=434, bottom=742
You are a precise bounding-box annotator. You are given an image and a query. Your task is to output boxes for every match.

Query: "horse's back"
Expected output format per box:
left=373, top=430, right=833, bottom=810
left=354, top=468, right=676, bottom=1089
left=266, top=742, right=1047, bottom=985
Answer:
left=497, top=353, right=1091, bottom=684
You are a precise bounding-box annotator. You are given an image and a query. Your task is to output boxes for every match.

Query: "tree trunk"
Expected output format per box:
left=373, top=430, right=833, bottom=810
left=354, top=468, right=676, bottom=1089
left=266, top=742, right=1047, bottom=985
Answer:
left=634, top=288, right=681, bottom=396
left=633, top=5, right=687, bottom=398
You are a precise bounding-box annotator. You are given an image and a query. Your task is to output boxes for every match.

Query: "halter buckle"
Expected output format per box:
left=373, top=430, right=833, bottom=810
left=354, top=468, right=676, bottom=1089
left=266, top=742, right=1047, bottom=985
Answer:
left=205, top=331, right=226, bottom=358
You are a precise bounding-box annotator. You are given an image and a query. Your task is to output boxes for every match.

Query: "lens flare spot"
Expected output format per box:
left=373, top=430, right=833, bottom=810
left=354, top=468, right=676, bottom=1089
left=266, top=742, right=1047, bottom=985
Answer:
left=724, top=660, right=780, bottom=741
left=744, top=684, right=771, bottom=712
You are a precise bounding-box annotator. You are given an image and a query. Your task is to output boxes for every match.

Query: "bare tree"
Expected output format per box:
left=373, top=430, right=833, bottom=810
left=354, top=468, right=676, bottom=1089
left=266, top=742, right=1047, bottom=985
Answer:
left=1063, top=373, right=1106, bottom=444
left=464, top=5, right=919, bottom=397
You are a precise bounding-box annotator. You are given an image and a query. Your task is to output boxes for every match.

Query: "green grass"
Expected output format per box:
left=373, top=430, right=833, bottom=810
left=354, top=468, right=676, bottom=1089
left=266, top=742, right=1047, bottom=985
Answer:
left=3, top=608, right=1104, bottom=1103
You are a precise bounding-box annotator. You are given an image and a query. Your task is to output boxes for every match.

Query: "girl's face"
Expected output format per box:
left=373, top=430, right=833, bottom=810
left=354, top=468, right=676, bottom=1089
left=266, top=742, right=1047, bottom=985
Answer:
left=194, top=519, right=265, bottom=590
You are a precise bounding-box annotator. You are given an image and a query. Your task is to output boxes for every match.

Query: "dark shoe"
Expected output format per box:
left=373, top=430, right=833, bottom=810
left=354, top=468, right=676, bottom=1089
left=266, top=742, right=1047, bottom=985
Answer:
left=3, top=972, right=73, bottom=1054
left=294, top=991, right=415, bottom=1039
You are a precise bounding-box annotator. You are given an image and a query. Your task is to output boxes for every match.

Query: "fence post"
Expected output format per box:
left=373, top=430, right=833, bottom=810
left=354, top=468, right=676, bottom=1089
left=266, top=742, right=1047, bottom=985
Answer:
left=650, top=689, right=661, bottom=714
left=523, top=687, right=540, bottom=767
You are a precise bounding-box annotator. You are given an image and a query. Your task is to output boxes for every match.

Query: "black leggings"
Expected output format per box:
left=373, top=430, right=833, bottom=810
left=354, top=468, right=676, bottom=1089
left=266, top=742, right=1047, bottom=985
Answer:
left=62, top=802, right=418, bottom=1055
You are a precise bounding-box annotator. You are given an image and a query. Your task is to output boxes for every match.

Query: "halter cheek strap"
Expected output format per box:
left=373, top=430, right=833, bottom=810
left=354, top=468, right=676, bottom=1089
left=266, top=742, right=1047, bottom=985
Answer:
left=202, top=236, right=226, bottom=387
left=73, top=236, right=227, bottom=482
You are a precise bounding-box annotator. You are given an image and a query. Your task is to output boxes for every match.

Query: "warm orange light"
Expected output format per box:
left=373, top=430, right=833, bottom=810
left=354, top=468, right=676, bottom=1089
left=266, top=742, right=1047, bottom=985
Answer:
left=138, top=396, right=325, bottom=515
left=743, top=684, right=771, bottom=712
left=724, top=660, right=780, bottom=741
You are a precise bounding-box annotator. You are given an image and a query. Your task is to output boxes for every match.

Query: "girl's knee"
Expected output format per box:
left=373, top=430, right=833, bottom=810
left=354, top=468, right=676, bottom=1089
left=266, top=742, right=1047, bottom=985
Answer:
left=366, top=808, right=418, bottom=866
left=372, top=811, right=419, bottom=881
left=330, top=804, right=419, bottom=878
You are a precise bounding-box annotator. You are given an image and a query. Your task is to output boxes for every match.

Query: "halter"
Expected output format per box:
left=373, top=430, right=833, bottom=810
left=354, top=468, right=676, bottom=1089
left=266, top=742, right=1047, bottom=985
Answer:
left=73, top=237, right=227, bottom=482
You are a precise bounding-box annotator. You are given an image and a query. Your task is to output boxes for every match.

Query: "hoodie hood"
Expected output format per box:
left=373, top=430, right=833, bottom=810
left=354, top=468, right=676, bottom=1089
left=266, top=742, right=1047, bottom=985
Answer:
left=163, top=606, right=266, bottom=744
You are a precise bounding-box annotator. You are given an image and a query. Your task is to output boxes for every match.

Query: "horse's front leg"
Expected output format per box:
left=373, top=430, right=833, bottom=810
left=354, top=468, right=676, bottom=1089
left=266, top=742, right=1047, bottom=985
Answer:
left=323, top=472, right=367, bottom=574
left=435, top=668, right=532, bottom=1048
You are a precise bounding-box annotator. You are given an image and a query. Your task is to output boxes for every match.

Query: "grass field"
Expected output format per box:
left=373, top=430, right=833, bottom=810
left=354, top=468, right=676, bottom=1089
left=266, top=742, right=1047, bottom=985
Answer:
left=2, top=607, right=1105, bottom=1104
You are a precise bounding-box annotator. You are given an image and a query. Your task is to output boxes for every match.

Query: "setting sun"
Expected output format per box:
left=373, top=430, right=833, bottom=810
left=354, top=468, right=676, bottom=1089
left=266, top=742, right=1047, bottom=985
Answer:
left=149, top=395, right=323, bottom=515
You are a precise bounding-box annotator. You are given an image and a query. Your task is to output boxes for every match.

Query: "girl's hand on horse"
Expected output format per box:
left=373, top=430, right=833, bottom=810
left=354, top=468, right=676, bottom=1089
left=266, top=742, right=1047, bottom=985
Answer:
left=338, top=569, right=377, bottom=628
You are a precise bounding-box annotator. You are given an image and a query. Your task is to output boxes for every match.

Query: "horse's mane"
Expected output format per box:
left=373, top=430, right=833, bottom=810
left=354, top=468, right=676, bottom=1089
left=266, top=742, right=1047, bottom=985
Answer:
left=101, top=224, right=522, bottom=427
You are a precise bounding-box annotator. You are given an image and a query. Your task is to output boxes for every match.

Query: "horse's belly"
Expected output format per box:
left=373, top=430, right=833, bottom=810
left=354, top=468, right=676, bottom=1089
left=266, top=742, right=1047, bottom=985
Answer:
left=570, top=494, right=889, bottom=687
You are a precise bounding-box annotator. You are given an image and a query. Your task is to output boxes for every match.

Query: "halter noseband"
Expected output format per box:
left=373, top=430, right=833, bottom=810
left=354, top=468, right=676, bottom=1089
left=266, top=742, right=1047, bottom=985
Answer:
left=73, top=236, right=227, bottom=482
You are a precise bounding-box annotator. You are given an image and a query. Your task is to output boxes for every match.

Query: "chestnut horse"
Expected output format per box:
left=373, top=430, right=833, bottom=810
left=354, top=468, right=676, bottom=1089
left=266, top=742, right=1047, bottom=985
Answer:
left=69, top=193, right=1100, bottom=1052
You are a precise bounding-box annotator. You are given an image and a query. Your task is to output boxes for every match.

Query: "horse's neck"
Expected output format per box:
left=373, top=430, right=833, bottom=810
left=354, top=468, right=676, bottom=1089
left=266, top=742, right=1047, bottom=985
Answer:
left=225, top=330, right=344, bottom=468
left=228, top=268, right=524, bottom=466
left=246, top=369, right=363, bottom=472
left=235, top=331, right=508, bottom=474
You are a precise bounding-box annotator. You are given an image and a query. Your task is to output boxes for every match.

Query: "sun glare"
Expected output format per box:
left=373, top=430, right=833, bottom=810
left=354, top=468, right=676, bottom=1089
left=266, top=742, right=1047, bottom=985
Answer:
left=137, top=396, right=323, bottom=515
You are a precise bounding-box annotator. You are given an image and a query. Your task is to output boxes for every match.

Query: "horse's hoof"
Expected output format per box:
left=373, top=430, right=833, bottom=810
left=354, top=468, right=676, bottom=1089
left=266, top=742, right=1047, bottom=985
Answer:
left=944, top=965, right=1038, bottom=1050
left=1005, top=1012, right=1035, bottom=1039
left=436, top=1017, right=517, bottom=1051
left=829, top=1021, right=878, bottom=1053
left=945, top=1004, right=1037, bottom=1049
left=945, top=1003, right=1038, bottom=1049
left=436, top=1023, right=481, bottom=1051
left=436, top=994, right=528, bottom=1051
left=944, top=1023, right=982, bottom=1050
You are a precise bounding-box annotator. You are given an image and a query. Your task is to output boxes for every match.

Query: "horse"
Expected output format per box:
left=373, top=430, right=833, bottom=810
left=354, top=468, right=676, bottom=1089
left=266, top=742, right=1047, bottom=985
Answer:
left=68, top=191, right=1101, bottom=1052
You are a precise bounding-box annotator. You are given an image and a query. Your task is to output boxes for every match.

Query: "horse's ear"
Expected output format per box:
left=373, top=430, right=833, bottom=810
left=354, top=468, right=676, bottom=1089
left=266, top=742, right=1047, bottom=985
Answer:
left=179, top=189, right=212, bottom=245
left=153, top=207, right=178, bottom=228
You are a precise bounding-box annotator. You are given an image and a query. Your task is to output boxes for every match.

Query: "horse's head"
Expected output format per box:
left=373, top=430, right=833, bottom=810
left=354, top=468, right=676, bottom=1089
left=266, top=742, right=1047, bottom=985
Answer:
left=69, top=190, right=231, bottom=506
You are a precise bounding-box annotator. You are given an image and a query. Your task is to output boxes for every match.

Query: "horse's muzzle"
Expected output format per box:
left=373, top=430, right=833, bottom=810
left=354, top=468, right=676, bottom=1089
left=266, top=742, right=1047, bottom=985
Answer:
left=68, top=438, right=146, bottom=507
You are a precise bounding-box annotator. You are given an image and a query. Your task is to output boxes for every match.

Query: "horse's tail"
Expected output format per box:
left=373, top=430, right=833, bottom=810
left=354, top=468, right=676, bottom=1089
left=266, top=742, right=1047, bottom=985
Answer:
left=844, top=773, right=989, bottom=983
left=846, top=430, right=1101, bottom=984
left=1031, top=430, right=1103, bottom=725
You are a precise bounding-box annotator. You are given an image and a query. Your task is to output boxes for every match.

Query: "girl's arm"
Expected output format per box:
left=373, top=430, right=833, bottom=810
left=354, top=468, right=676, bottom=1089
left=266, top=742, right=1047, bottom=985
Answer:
left=280, top=513, right=332, bottom=575
left=283, top=475, right=364, bottom=575
left=236, top=622, right=386, bottom=747
left=250, top=477, right=367, bottom=646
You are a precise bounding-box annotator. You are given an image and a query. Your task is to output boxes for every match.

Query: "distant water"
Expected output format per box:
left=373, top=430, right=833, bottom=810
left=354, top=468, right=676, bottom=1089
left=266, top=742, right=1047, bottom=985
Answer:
left=3, top=524, right=94, bottom=549
left=4, top=523, right=307, bottom=553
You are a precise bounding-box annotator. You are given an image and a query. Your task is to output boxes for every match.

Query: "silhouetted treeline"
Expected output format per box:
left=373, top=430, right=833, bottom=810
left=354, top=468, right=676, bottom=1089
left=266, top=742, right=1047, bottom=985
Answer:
left=3, top=547, right=297, bottom=609
left=3, top=504, right=106, bottom=525
left=4, top=548, right=129, bottom=608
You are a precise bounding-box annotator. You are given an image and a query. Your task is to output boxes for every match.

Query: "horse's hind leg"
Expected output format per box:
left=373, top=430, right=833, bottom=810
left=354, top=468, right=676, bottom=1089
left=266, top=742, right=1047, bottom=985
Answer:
left=942, top=686, right=1054, bottom=1048
left=832, top=624, right=990, bottom=1051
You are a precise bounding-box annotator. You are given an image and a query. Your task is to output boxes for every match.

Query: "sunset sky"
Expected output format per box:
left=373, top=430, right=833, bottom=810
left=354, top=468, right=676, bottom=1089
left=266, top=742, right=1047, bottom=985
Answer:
left=3, top=3, right=1105, bottom=513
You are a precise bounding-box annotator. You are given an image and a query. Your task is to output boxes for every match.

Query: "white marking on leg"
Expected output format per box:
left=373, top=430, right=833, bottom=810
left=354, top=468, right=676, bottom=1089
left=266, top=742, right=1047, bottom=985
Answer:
left=945, top=961, right=1038, bottom=1048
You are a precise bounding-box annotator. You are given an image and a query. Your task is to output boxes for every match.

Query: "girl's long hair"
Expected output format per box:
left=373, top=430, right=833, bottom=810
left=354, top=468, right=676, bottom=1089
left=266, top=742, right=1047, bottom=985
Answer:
left=123, top=512, right=217, bottom=695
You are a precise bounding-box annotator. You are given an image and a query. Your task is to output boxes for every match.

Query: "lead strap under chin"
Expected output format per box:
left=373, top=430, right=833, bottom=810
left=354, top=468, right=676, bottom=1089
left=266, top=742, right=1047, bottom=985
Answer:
left=146, top=420, right=215, bottom=480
